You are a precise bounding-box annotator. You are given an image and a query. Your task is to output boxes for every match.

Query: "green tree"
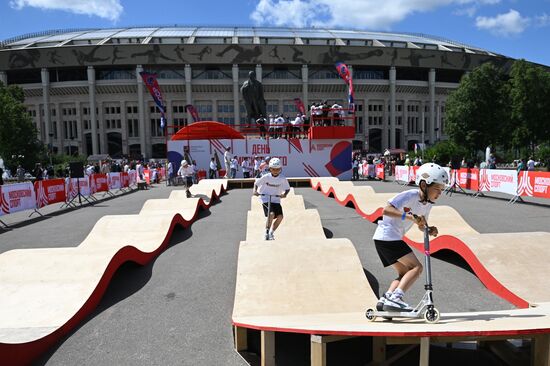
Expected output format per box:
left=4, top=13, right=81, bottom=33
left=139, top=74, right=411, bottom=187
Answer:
left=0, top=82, right=45, bottom=172
left=508, top=59, right=550, bottom=152
left=423, top=140, right=469, bottom=166
left=445, top=63, right=510, bottom=154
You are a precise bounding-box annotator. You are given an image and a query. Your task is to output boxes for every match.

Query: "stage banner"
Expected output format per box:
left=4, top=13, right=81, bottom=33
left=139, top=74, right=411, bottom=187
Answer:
left=66, top=178, right=91, bottom=200
left=108, top=172, right=122, bottom=190
left=395, top=166, right=409, bottom=182
left=168, top=138, right=352, bottom=179
left=0, top=182, right=36, bottom=215
left=457, top=168, right=479, bottom=191
left=92, top=174, right=108, bottom=193
left=479, top=169, right=518, bottom=195
left=376, top=164, right=385, bottom=180
left=34, top=179, right=66, bottom=208
left=143, top=170, right=151, bottom=185
left=517, top=171, right=550, bottom=199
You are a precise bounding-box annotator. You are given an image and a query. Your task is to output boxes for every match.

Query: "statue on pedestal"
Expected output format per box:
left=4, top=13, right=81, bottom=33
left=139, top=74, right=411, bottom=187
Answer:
left=240, top=71, right=266, bottom=124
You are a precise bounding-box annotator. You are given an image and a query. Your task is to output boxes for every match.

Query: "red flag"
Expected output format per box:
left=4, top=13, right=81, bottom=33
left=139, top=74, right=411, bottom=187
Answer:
left=185, top=104, right=201, bottom=122
left=293, top=98, right=306, bottom=115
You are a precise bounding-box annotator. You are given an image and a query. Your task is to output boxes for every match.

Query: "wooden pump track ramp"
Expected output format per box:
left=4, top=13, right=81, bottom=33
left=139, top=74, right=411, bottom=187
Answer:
left=0, top=179, right=228, bottom=365
left=310, top=178, right=550, bottom=309
left=233, top=190, right=550, bottom=366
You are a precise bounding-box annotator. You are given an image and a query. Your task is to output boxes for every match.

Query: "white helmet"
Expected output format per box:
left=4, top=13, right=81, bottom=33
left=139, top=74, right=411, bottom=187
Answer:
left=269, top=158, right=282, bottom=169
left=415, top=163, right=449, bottom=186
left=181, top=160, right=188, bottom=166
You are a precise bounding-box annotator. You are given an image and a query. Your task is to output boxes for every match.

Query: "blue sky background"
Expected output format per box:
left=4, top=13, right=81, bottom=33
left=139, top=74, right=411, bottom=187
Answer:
left=1, top=0, right=549, bottom=66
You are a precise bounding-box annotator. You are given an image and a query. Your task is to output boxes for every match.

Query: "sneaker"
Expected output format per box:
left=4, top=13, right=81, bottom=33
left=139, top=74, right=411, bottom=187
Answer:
left=264, top=232, right=270, bottom=240
left=383, top=296, right=413, bottom=312
left=268, top=232, right=275, bottom=240
left=186, top=190, right=192, bottom=198
left=376, top=296, right=389, bottom=311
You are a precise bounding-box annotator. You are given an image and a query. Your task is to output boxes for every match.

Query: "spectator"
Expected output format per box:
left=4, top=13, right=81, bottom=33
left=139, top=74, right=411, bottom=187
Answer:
left=259, top=156, right=270, bottom=176
left=527, top=156, right=535, bottom=171
left=192, top=160, right=199, bottom=184
left=136, top=161, right=144, bottom=181
left=151, top=167, right=158, bottom=184
left=16, top=165, right=25, bottom=182
left=256, top=114, right=267, bottom=139
left=209, top=157, right=217, bottom=179
left=352, top=158, right=359, bottom=181
left=517, top=159, right=526, bottom=173
left=253, top=156, right=262, bottom=178
left=33, top=163, right=43, bottom=181
left=230, top=156, right=239, bottom=178
left=85, top=164, right=94, bottom=176
left=275, top=114, right=285, bottom=139
left=167, top=161, right=174, bottom=186
left=223, top=146, right=232, bottom=179
left=488, top=154, right=496, bottom=169
left=268, top=114, right=276, bottom=139
left=242, top=157, right=252, bottom=178
left=461, top=157, right=467, bottom=168
left=291, top=113, right=302, bottom=138
left=331, top=103, right=344, bottom=125
left=404, top=154, right=411, bottom=167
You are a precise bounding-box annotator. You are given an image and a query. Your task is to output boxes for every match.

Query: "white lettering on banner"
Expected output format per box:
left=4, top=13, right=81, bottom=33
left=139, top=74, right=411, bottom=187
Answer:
left=47, top=185, right=64, bottom=193
left=310, top=143, right=333, bottom=151
left=534, top=177, right=550, bottom=194
left=1, top=182, right=37, bottom=214
left=486, top=170, right=518, bottom=196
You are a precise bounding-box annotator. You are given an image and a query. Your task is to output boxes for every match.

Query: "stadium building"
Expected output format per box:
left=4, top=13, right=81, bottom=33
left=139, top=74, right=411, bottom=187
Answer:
left=0, top=26, right=515, bottom=159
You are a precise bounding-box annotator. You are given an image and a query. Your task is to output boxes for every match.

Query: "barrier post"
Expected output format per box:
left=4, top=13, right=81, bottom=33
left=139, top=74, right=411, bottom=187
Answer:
left=445, top=169, right=469, bottom=197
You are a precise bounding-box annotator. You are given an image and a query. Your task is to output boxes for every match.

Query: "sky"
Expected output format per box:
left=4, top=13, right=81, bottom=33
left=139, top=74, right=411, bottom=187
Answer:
left=1, top=0, right=549, bottom=66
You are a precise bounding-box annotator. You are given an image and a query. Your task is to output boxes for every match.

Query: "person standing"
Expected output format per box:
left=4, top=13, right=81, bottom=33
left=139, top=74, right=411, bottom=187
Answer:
left=223, top=146, right=232, bottom=178
left=253, top=156, right=262, bottom=178
left=209, top=157, right=218, bottom=179
left=527, top=156, right=535, bottom=171
left=33, top=163, right=43, bottom=182
left=242, top=157, right=252, bottom=178
left=352, top=158, right=359, bottom=181
left=230, top=156, right=239, bottom=179
left=167, top=161, right=174, bottom=186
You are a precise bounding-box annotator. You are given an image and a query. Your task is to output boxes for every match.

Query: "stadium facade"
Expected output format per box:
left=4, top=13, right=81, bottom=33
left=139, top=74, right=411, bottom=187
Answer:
left=0, top=26, right=515, bottom=159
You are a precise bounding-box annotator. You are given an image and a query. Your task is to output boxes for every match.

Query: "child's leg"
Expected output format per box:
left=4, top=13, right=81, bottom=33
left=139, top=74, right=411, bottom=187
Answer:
left=270, top=214, right=284, bottom=231
left=387, top=261, right=409, bottom=293
left=267, top=212, right=275, bottom=229
left=393, top=253, right=423, bottom=292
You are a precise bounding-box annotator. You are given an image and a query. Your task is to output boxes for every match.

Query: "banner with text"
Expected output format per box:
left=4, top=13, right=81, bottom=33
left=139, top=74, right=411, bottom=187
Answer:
left=34, top=179, right=66, bottom=208
left=479, top=169, right=518, bottom=196
left=0, top=182, right=36, bottom=216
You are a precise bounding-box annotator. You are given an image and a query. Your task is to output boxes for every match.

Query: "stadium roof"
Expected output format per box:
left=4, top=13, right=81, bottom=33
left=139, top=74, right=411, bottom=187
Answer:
left=0, top=26, right=495, bottom=56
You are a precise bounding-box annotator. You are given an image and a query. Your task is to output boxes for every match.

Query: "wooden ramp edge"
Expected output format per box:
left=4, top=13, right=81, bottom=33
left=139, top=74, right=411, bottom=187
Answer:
left=311, top=178, right=550, bottom=309
left=0, top=180, right=227, bottom=366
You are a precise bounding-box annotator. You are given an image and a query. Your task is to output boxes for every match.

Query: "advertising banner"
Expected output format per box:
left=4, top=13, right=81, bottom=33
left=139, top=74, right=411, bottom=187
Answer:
left=168, top=138, right=352, bottom=179
left=376, top=164, right=385, bottom=180
left=128, top=170, right=137, bottom=187
left=395, top=166, right=409, bottom=182
left=457, top=168, right=479, bottom=191
left=517, top=171, right=550, bottom=199
left=479, top=169, right=518, bottom=195
left=121, top=172, right=130, bottom=188
left=66, top=178, right=91, bottom=201
left=0, top=182, right=36, bottom=215
left=34, top=179, right=66, bottom=208
left=108, top=172, right=122, bottom=190
left=91, top=174, right=109, bottom=193
left=143, top=170, right=151, bottom=185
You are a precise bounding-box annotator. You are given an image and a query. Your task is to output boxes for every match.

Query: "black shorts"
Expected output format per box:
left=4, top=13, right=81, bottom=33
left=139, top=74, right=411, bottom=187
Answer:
left=262, top=202, right=283, bottom=217
left=185, top=176, right=193, bottom=187
left=374, top=240, right=413, bottom=267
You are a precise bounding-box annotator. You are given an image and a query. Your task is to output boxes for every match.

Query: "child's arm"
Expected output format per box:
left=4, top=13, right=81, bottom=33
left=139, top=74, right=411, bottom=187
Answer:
left=280, top=189, right=290, bottom=198
left=382, top=204, right=419, bottom=225
left=253, top=183, right=260, bottom=196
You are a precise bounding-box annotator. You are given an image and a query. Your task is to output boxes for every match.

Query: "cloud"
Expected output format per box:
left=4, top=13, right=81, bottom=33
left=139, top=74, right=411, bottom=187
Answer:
left=250, top=0, right=500, bottom=29
left=475, top=9, right=530, bottom=36
left=535, top=13, right=550, bottom=27
left=9, top=0, right=123, bottom=22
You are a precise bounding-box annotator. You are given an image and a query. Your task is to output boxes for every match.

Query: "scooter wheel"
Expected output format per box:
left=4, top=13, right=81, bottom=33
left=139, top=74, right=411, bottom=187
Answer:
left=424, top=307, right=440, bottom=323
left=365, top=308, right=377, bottom=321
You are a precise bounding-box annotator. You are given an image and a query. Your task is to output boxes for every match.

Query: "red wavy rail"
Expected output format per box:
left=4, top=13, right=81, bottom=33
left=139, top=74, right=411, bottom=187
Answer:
left=0, top=186, right=225, bottom=366
left=310, top=180, right=530, bottom=309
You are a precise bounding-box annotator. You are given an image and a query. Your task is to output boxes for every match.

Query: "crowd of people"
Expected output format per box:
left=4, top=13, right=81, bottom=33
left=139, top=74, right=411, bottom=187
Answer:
left=251, top=101, right=348, bottom=140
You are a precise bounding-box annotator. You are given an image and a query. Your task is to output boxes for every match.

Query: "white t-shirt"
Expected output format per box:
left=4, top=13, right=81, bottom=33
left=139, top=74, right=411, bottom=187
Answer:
left=242, top=160, right=251, bottom=172
left=373, top=189, right=432, bottom=241
left=178, top=165, right=194, bottom=177
left=209, top=161, right=217, bottom=170
left=527, top=159, right=535, bottom=171
left=224, top=151, right=232, bottom=164
left=254, top=159, right=262, bottom=170
left=255, top=173, right=290, bottom=204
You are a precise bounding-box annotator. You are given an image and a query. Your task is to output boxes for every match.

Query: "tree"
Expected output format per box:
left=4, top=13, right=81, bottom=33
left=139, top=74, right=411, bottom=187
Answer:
left=508, top=59, right=550, bottom=152
left=0, top=82, right=45, bottom=172
left=445, top=63, right=510, bottom=154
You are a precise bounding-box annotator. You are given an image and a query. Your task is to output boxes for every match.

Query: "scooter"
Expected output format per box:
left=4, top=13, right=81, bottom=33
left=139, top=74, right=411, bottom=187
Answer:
left=365, top=217, right=440, bottom=323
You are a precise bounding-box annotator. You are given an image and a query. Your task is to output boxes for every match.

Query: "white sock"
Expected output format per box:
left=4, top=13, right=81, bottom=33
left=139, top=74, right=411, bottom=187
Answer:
left=269, top=229, right=274, bottom=235
left=391, top=288, right=404, bottom=300
left=384, top=291, right=393, bottom=299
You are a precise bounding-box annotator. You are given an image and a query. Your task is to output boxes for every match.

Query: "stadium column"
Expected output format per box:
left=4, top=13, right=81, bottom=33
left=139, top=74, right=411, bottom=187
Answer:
left=98, top=101, right=106, bottom=154
left=389, top=66, right=396, bottom=149
left=75, top=101, right=83, bottom=154
left=403, top=99, right=409, bottom=144
left=302, top=64, right=308, bottom=110
left=429, top=68, right=436, bottom=144
left=382, top=99, right=388, bottom=151
left=232, top=64, right=240, bottom=125
left=55, top=102, right=63, bottom=153
left=87, top=66, right=99, bottom=155
left=255, top=64, right=262, bottom=83
left=41, top=68, right=52, bottom=153
left=120, top=101, right=128, bottom=155
left=185, top=64, right=192, bottom=123
left=136, top=65, right=147, bottom=159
